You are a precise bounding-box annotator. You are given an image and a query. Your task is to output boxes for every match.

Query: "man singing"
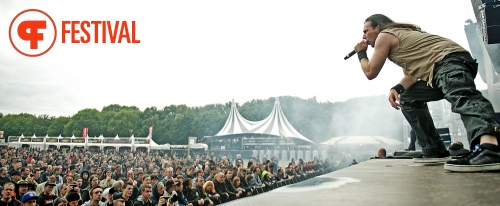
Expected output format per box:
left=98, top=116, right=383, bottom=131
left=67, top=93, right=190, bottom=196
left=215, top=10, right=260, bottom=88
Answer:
left=353, top=14, right=500, bottom=172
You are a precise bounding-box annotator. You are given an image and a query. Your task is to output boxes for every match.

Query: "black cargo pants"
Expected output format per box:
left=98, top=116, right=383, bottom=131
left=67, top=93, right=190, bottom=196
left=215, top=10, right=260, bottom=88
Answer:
left=399, top=52, right=499, bottom=155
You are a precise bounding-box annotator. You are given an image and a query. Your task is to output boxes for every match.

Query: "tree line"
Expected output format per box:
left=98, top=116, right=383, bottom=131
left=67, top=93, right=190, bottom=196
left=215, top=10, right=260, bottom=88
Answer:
left=0, top=95, right=404, bottom=145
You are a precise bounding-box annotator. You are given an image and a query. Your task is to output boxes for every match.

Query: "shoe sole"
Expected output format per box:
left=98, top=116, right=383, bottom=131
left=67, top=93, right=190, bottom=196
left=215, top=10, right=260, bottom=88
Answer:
left=413, top=156, right=451, bottom=163
left=444, top=163, right=500, bottom=172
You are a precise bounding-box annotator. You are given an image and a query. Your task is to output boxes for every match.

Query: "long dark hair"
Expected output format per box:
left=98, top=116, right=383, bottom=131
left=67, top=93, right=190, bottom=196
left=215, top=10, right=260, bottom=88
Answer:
left=365, top=14, right=394, bottom=29
left=365, top=14, right=422, bottom=32
left=383, top=23, right=422, bottom=32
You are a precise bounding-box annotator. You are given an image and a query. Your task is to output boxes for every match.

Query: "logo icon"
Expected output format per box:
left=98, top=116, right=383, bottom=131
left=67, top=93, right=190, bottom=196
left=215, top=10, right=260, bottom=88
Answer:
left=9, top=9, right=57, bottom=57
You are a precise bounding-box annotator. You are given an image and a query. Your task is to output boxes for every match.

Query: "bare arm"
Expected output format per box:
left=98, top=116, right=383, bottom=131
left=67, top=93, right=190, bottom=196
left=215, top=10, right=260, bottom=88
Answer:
left=355, top=33, right=396, bottom=80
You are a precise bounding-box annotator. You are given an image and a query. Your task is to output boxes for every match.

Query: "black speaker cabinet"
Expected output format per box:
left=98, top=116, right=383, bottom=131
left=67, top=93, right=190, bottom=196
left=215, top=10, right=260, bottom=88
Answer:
left=480, top=0, right=499, bottom=4
left=480, top=3, right=500, bottom=44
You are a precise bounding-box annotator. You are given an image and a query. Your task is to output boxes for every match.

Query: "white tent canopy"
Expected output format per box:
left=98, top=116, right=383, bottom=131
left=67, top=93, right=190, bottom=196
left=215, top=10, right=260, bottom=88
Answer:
left=214, top=98, right=314, bottom=144
left=189, top=143, right=209, bottom=150
left=215, top=101, right=257, bottom=135
left=150, top=139, right=170, bottom=150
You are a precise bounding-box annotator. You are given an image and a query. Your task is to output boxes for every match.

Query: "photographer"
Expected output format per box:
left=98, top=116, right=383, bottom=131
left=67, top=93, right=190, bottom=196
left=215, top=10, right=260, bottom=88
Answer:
left=156, top=194, right=174, bottom=206
left=172, top=180, right=191, bottom=206
left=69, top=184, right=81, bottom=195
left=157, top=180, right=177, bottom=206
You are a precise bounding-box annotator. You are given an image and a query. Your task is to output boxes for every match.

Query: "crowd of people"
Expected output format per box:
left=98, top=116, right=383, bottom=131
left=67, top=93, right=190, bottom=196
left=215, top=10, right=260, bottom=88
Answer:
left=0, top=147, right=334, bottom=206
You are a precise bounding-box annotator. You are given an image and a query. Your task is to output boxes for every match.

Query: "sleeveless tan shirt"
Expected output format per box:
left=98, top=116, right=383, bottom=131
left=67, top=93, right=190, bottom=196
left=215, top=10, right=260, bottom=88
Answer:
left=382, top=28, right=467, bottom=87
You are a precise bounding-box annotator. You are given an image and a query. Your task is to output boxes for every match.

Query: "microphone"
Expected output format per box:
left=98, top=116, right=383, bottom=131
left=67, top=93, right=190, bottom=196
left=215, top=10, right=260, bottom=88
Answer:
left=344, top=50, right=356, bottom=60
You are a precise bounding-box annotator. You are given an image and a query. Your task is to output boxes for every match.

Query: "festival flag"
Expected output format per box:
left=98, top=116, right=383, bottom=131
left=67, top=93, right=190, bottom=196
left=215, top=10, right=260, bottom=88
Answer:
left=82, top=127, right=88, bottom=138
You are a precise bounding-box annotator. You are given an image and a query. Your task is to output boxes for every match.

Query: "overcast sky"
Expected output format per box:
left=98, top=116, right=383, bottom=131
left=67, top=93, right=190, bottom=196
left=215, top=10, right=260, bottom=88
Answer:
left=0, top=0, right=479, bottom=117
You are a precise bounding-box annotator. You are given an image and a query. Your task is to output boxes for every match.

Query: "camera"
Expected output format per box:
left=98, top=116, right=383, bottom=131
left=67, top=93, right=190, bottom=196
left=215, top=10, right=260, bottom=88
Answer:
left=69, top=184, right=78, bottom=192
left=158, top=197, right=165, bottom=206
left=167, top=191, right=178, bottom=203
left=159, top=194, right=177, bottom=206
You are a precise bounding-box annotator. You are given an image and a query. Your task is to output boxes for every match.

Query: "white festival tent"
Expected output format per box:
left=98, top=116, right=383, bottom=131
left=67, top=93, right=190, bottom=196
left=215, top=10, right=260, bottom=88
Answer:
left=149, top=139, right=170, bottom=150
left=210, top=98, right=315, bottom=144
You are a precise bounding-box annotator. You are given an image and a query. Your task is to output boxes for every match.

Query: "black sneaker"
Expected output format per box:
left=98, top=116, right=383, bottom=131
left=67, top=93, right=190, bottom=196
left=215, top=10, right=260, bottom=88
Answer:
left=444, top=143, right=500, bottom=172
left=413, top=150, right=451, bottom=163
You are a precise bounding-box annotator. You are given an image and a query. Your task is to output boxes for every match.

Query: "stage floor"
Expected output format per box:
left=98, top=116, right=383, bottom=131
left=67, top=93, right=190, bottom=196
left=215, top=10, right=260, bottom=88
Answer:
left=222, top=158, right=500, bottom=205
